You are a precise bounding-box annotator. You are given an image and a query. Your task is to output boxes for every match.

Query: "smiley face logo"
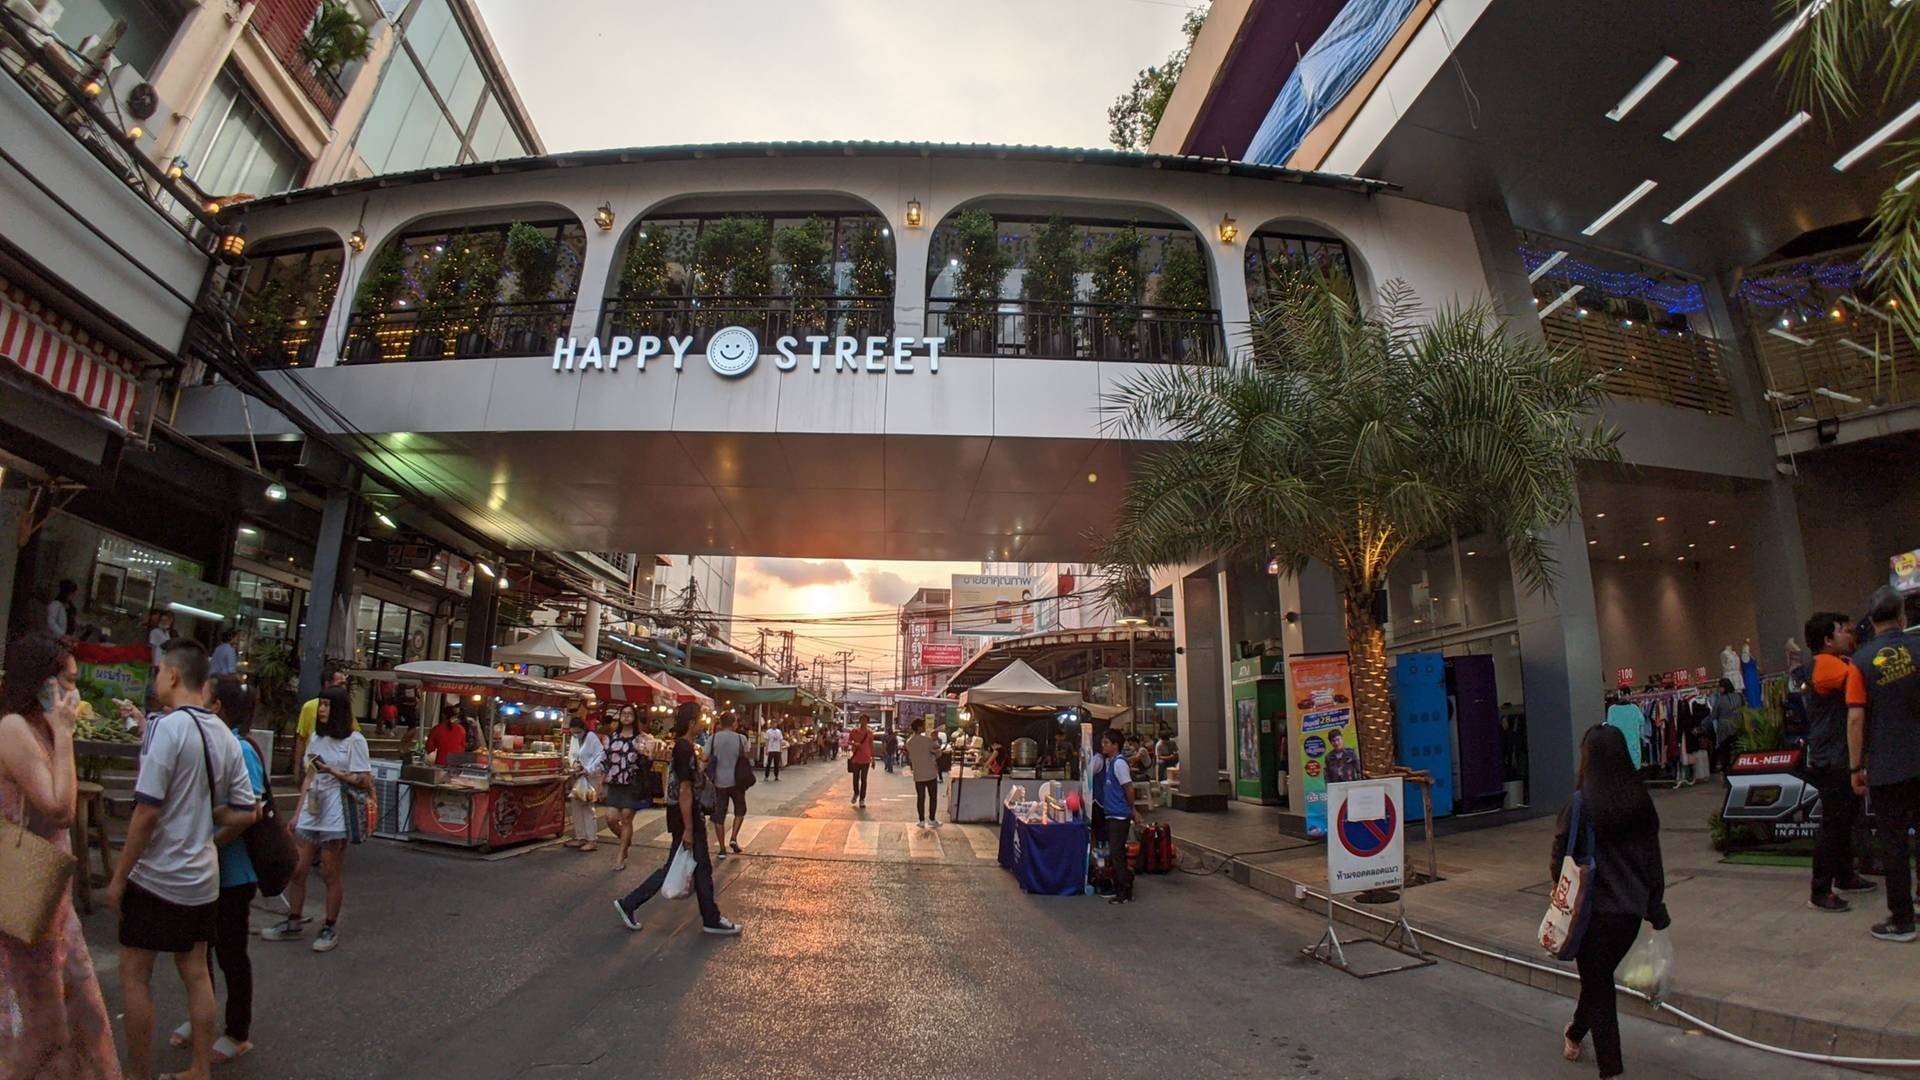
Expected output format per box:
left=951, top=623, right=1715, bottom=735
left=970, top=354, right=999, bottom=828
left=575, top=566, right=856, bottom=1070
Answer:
left=706, top=326, right=759, bottom=377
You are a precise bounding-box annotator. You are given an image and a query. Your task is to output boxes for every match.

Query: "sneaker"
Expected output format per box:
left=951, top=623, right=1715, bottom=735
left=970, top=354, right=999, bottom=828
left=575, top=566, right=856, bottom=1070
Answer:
left=1837, top=877, right=1880, bottom=894
left=716, top=849, right=728, bottom=861
left=311, top=926, right=338, bottom=952
left=702, top=917, right=742, bottom=936
left=1871, top=920, right=1918, bottom=943
left=729, top=841, right=742, bottom=854
left=929, top=819, right=941, bottom=828
left=259, top=919, right=304, bottom=942
left=1808, top=893, right=1851, bottom=913
left=1107, top=895, right=1131, bottom=905
left=613, top=899, right=641, bottom=931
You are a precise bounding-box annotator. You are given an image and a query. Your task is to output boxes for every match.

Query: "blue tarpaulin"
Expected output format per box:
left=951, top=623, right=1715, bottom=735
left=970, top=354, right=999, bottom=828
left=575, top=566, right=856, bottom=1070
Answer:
left=1244, top=0, right=1420, bottom=166
left=998, top=811, right=1090, bottom=896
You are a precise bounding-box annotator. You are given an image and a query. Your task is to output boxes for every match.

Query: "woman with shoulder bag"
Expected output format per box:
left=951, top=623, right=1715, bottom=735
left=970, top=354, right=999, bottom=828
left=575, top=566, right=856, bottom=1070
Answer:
left=167, top=676, right=266, bottom=1063
left=261, top=688, right=370, bottom=953
left=1550, top=724, right=1670, bottom=1080
left=566, top=715, right=606, bottom=852
left=602, top=710, right=643, bottom=870
left=0, top=633, right=119, bottom=1078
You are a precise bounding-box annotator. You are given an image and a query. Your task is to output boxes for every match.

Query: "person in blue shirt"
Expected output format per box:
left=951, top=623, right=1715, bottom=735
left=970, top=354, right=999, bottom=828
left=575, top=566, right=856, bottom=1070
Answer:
left=1091, top=728, right=1141, bottom=905
left=167, top=675, right=265, bottom=1064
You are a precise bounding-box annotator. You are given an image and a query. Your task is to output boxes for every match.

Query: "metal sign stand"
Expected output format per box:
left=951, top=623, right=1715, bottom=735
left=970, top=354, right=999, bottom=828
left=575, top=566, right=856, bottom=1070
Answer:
left=1305, top=888, right=1349, bottom=970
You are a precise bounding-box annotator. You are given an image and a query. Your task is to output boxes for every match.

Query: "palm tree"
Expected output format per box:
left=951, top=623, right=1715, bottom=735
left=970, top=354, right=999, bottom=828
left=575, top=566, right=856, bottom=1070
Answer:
left=1779, top=1, right=1920, bottom=335
left=1098, top=271, right=1618, bottom=776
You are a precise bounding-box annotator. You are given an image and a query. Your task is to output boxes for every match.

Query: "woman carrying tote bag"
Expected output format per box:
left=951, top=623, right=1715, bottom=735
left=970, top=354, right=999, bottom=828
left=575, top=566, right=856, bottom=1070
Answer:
left=1549, top=724, right=1671, bottom=1080
left=0, top=632, right=119, bottom=1077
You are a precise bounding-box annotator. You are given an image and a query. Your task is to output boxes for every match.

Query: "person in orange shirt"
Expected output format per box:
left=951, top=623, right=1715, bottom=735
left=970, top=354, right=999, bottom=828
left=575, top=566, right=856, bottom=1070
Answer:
left=1804, top=610, right=1878, bottom=912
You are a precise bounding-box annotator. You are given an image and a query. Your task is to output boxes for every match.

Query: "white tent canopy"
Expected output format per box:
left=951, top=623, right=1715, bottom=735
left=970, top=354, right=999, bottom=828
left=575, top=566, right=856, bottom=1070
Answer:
left=489, top=628, right=596, bottom=671
left=958, top=659, right=1082, bottom=709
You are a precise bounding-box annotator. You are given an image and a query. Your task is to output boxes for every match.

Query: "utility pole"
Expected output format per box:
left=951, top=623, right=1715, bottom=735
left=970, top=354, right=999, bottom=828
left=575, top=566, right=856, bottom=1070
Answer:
left=834, top=649, right=855, bottom=702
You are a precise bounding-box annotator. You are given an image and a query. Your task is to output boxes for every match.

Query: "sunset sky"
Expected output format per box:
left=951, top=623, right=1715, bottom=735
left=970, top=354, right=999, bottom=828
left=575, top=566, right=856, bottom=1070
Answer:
left=729, top=558, right=983, bottom=683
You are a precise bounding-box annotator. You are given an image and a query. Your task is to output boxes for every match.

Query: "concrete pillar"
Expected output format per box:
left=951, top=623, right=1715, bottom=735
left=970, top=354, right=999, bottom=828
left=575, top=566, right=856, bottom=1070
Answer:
left=148, top=1, right=254, bottom=165
left=583, top=585, right=602, bottom=659
left=566, top=222, right=624, bottom=345
left=0, top=481, right=28, bottom=659
left=305, top=23, right=398, bottom=185
left=466, top=568, right=498, bottom=665
left=1468, top=201, right=1601, bottom=811
left=1171, top=567, right=1230, bottom=810
left=1204, top=230, right=1253, bottom=362
left=1742, top=479, right=1813, bottom=670
left=890, top=211, right=931, bottom=343
left=297, top=487, right=354, bottom=701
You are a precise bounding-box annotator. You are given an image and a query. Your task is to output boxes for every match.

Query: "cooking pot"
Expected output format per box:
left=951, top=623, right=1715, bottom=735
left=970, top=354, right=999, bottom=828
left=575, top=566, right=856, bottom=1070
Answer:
left=1010, top=737, right=1039, bottom=767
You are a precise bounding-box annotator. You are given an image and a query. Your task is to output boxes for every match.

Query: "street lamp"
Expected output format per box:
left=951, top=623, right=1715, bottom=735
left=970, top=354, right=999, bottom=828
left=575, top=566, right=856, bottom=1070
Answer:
left=1118, top=615, right=1148, bottom=737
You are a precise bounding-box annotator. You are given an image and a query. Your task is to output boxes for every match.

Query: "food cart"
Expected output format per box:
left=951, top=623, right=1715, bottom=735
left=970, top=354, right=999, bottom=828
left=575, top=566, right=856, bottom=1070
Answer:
left=361, top=661, right=594, bottom=853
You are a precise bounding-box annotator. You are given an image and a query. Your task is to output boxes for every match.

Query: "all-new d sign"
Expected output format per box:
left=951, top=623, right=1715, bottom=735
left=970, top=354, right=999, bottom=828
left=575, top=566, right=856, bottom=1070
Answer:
left=553, top=327, right=947, bottom=378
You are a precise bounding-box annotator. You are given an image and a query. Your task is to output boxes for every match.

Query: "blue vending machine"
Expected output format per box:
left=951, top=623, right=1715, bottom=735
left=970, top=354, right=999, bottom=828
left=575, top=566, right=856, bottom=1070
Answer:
left=1391, top=652, right=1454, bottom=821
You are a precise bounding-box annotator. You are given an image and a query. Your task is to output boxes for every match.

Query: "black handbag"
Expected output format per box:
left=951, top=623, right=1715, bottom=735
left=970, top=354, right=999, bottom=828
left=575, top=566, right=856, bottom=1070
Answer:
left=243, top=766, right=298, bottom=896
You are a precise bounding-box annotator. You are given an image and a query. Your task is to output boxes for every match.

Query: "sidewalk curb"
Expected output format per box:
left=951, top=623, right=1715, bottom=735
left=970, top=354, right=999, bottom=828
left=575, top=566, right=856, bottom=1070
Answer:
left=1182, top=835, right=1920, bottom=1071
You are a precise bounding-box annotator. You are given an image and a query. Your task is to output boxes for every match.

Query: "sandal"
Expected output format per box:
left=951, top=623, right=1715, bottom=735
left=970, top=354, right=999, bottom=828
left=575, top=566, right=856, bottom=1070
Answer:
left=1563, top=1025, right=1582, bottom=1062
left=212, top=1035, right=252, bottom=1064
left=169, top=1021, right=191, bottom=1049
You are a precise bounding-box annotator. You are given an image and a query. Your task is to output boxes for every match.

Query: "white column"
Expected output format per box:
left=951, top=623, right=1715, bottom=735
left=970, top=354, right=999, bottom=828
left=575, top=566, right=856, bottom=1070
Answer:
left=567, top=223, right=624, bottom=344
left=583, top=583, right=603, bottom=658
left=1170, top=566, right=1230, bottom=809
left=148, top=1, right=254, bottom=164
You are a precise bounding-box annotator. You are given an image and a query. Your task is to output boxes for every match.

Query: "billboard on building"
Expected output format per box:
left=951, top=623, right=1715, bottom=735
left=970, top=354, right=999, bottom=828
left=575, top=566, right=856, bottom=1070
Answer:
left=950, top=574, right=1033, bottom=636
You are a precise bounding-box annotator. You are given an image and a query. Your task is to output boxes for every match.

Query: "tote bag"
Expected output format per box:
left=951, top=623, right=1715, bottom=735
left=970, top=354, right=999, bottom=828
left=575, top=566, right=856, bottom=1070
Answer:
left=1538, top=792, right=1596, bottom=960
left=0, top=810, right=75, bottom=945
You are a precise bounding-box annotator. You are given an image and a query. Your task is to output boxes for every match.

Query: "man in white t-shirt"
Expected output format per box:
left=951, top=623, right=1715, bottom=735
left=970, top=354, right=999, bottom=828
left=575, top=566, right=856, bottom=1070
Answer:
left=762, top=723, right=785, bottom=781
left=110, top=639, right=258, bottom=1080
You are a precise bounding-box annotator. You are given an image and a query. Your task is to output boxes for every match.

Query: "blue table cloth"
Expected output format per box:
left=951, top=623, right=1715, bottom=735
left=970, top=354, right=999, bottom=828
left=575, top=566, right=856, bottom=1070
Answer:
left=998, top=810, right=1090, bottom=896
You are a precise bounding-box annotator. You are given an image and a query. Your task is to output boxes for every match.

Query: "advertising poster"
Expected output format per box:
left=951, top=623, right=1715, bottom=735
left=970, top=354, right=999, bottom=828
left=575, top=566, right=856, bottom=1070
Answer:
left=1235, top=698, right=1259, bottom=782
left=72, top=641, right=150, bottom=717
left=1285, top=653, right=1358, bottom=838
left=950, top=574, right=1031, bottom=636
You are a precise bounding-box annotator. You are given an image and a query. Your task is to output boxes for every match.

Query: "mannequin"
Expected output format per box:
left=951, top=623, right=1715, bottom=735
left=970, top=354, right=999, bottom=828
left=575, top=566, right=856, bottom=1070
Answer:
left=1719, top=644, right=1743, bottom=693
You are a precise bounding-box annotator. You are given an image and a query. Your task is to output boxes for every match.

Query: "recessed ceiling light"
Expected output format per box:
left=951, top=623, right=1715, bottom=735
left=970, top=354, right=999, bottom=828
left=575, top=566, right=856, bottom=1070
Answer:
left=1588, top=539, right=1598, bottom=545
left=1617, top=554, right=1627, bottom=561
left=1595, top=512, right=1607, bottom=518
left=1665, top=6, right=1822, bottom=141
left=1528, top=250, right=1569, bottom=282
left=1729, top=544, right=1737, bottom=550
left=1538, top=284, right=1585, bottom=319
left=1834, top=97, right=1920, bottom=171
left=1583, top=179, right=1658, bottom=236
left=1688, top=543, right=1696, bottom=549
left=1655, top=515, right=1666, bottom=523
left=1706, top=519, right=1718, bottom=526
left=1663, top=112, right=1811, bottom=224
left=1641, top=541, right=1651, bottom=547
left=1608, top=56, right=1680, bottom=121
left=1676, top=556, right=1686, bottom=561
left=1465, top=551, right=1477, bottom=557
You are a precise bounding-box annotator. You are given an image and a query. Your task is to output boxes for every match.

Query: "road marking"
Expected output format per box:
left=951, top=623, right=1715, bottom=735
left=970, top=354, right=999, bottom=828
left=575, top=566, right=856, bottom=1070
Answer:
left=731, top=816, right=774, bottom=849
left=781, top=818, right=826, bottom=855
left=845, top=821, right=881, bottom=855
left=960, top=825, right=999, bottom=861
left=907, top=823, right=941, bottom=859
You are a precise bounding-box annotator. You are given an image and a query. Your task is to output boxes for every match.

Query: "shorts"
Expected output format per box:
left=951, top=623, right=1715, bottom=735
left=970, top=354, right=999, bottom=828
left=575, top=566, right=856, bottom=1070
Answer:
left=119, top=880, right=217, bottom=953
left=296, top=827, right=347, bottom=846
left=711, top=784, right=747, bottom=822
left=602, top=782, right=644, bottom=811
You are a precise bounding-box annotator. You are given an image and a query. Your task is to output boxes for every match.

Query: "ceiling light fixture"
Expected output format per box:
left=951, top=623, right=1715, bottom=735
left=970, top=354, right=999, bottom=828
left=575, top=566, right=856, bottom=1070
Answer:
left=1527, top=250, right=1568, bottom=282
left=1595, top=512, right=1607, bottom=518
left=1582, top=180, right=1658, bottom=235
left=476, top=561, right=496, bottom=578
left=1842, top=295, right=1893, bottom=323
left=1655, top=515, right=1667, bottom=522
left=264, top=481, right=287, bottom=501
left=1834, top=97, right=1920, bottom=171
left=594, top=203, right=615, bottom=231
left=347, top=228, right=367, bottom=252
left=375, top=511, right=397, bottom=528
left=1768, top=327, right=1814, bottom=347
left=1840, top=338, right=1890, bottom=362
left=1900, top=170, right=1920, bottom=193
left=1663, top=112, right=1811, bottom=223
left=1537, top=283, right=1585, bottom=318
left=1607, top=56, right=1680, bottom=121
left=1707, top=519, right=1718, bottom=526
left=1665, top=4, right=1825, bottom=141
left=1588, top=539, right=1598, bottom=546
left=1815, top=386, right=1863, bottom=404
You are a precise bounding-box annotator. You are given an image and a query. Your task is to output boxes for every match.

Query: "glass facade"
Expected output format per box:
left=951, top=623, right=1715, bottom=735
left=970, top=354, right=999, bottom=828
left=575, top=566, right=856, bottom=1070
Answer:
left=1245, top=230, right=1355, bottom=310
left=353, top=594, right=432, bottom=669
left=32, top=514, right=210, bottom=646
left=51, top=0, right=179, bottom=74
left=351, top=0, right=529, bottom=174
left=180, top=69, right=307, bottom=197
left=233, top=241, right=345, bottom=367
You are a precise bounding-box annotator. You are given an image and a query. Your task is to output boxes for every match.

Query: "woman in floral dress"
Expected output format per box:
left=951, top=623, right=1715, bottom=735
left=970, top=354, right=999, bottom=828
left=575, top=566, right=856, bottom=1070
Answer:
left=0, top=632, right=120, bottom=1078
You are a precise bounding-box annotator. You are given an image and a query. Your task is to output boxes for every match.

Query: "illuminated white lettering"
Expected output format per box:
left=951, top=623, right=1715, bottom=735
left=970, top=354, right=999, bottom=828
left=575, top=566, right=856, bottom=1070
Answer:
left=608, top=336, right=634, bottom=371
left=668, top=336, right=693, bottom=370
left=552, top=337, right=576, bottom=371
left=834, top=336, right=859, bottom=372
left=636, top=335, right=662, bottom=370
left=864, top=336, right=888, bottom=371
left=577, top=337, right=604, bottom=371
left=924, top=336, right=944, bottom=373
left=807, top=335, right=830, bottom=371
left=892, top=336, right=914, bottom=372
left=775, top=336, right=799, bottom=371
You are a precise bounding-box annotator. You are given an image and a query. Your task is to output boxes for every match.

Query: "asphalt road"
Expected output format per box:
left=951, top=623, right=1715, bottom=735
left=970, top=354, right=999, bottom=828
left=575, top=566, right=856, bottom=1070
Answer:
left=79, top=760, right=1848, bottom=1079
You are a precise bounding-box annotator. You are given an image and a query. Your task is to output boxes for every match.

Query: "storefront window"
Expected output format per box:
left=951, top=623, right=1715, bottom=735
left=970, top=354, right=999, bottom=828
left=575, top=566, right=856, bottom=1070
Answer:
left=180, top=69, right=307, bottom=198
left=52, top=0, right=179, bottom=74
left=1385, top=538, right=1461, bottom=642
left=32, top=514, right=205, bottom=647
left=353, top=594, right=432, bottom=669
left=229, top=571, right=304, bottom=661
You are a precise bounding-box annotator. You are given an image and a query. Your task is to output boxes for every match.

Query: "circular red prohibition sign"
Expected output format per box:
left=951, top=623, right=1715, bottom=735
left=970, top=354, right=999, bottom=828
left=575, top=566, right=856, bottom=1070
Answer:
left=1336, top=792, right=1397, bottom=859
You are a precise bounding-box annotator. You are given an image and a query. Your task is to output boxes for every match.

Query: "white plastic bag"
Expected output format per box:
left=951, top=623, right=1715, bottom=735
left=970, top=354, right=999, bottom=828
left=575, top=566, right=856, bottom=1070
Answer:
left=1618, top=927, right=1672, bottom=1002
left=661, top=848, right=696, bottom=900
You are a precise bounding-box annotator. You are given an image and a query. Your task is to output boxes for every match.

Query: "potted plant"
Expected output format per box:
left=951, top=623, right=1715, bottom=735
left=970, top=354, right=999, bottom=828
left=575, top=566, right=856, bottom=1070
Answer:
left=615, top=227, right=683, bottom=337
left=300, top=0, right=372, bottom=83
left=776, top=216, right=833, bottom=339
left=693, top=215, right=772, bottom=346
left=949, top=209, right=1010, bottom=355
left=845, top=220, right=893, bottom=340
left=239, top=274, right=295, bottom=366
left=1089, top=224, right=1145, bottom=359
left=1020, top=216, right=1079, bottom=357
left=502, top=222, right=559, bottom=354
left=348, top=244, right=404, bottom=363
left=411, top=233, right=500, bottom=360
left=1152, top=240, right=1211, bottom=363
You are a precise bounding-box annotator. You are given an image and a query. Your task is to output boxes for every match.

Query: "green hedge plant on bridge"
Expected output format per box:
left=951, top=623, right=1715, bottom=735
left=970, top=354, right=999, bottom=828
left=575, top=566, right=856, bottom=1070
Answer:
left=504, top=223, right=560, bottom=355
left=949, top=209, right=1010, bottom=353
left=414, top=231, right=500, bottom=360
left=1154, top=240, right=1211, bottom=363
left=1021, top=216, right=1080, bottom=357
left=845, top=220, right=894, bottom=341
left=777, top=216, right=834, bottom=337
left=615, top=227, right=684, bottom=340
left=347, top=243, right=404, bottom=362
left=1098, top=268, right=1618, bottom=777
left=1090, top=224, right=1146, bottom=359
left=693, top=216, right=773, bottom=343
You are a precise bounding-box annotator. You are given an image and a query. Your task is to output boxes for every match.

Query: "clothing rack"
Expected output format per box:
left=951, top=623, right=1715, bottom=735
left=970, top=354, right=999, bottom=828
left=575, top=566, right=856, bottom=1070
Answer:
left=1621, top=689, right=1706, bottom=788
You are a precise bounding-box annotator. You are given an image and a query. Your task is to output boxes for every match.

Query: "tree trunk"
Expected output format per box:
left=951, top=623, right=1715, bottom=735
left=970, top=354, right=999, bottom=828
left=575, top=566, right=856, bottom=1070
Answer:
left=1340, top=586, right=1395, bottom=777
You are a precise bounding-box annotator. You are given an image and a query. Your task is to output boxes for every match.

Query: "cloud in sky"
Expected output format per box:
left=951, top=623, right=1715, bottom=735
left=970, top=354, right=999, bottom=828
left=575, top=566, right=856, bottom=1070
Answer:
left=753, top=559, right=854, bottom=587
left=474, top=0, right=1193, bottom=152
left=861, top=569, right=917, bottom=606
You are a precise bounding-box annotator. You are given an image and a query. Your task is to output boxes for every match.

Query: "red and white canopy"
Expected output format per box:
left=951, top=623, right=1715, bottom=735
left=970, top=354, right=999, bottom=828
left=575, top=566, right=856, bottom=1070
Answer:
left=0, top=275, right=140, bottom=430
left=652, top=672, right=716, bottom=710
left=559, top=658, right=672, bottom=705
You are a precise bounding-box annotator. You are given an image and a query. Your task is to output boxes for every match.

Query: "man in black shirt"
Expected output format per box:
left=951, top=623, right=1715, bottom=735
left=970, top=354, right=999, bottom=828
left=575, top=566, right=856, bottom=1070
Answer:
left=613, top=702, right=739, bottom=935
left=1851, top=587, right=1920, bottom=942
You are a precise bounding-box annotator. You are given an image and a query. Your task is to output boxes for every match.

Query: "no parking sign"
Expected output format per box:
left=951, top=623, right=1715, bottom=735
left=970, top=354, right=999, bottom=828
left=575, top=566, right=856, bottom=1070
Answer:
left=1326, top=780, right=1404, bottom=894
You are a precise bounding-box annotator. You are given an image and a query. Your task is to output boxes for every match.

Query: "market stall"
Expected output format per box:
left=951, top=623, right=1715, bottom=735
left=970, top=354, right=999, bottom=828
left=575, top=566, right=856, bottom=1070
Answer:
left=489, top=627, right=597, bottom=673
left=370, top=661, right=595, bottom=852
left=950, top=661, right=1084, bottom=823
left=997, top=784, right=1090, bottom=895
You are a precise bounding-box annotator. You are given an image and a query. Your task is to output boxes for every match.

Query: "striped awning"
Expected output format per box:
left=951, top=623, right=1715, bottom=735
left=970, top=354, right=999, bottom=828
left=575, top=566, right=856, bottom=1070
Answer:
left=0, top=275, right=141, bottom=430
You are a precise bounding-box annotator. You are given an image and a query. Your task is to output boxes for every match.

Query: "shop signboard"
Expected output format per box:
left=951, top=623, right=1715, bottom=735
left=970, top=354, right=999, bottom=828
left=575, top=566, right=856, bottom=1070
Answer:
left=1893, top=549, right=1920, bottom=593
left=553, top=328, right=949, bottom=377
left=154, top=570, right=240, bottom=622
left=1285, top=653, right=1359, bottom=838
left=1614, top=667, right=1633, bottom=690
left=920, top=642, right=964, bottom=668
left=950, top=574, right=1032, bottom=636
left=71, top=641, right=149, bottom=717
left=373, top=542, right=436, bottom=570
left=1325, top=779, right=1404, bottom=894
